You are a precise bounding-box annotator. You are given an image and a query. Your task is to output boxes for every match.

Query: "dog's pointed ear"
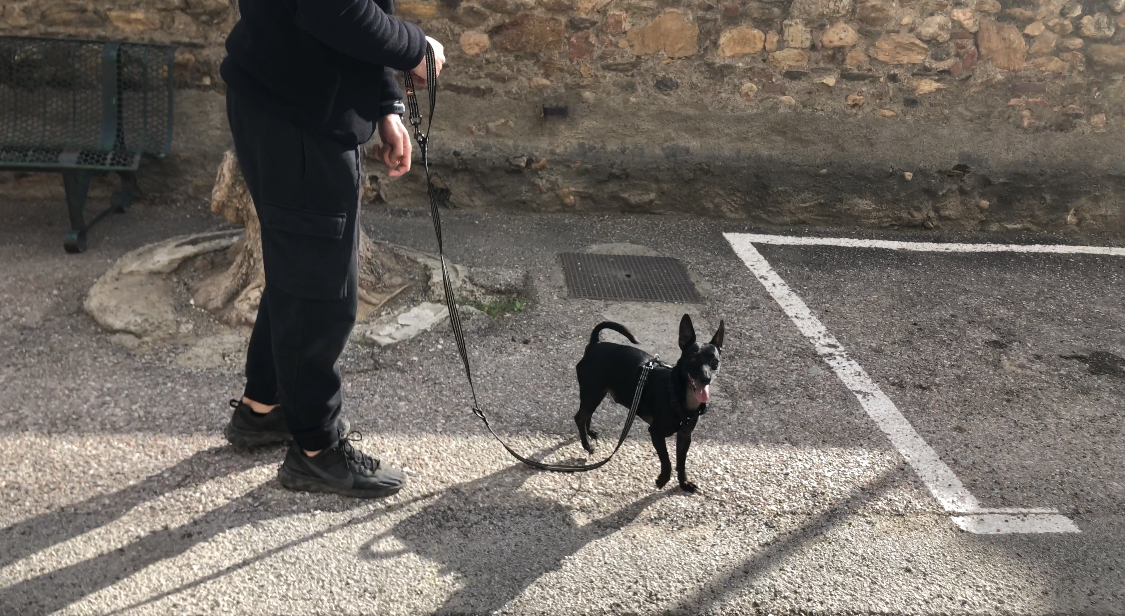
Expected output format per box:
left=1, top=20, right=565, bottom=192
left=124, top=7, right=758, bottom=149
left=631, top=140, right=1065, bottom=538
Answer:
left=709, top=319, right=725, bottom=351
left=678, top=314, right=696, bottom=350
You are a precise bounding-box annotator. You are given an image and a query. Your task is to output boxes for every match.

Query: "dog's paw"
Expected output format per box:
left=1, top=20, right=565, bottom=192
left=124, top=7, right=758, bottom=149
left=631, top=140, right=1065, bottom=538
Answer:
left=655, top=473, right=671, bottom=488
left=587, top=428, right=599, bottom=440
left=582, top=441, right=595, bottom=454
left=679, top=481, right=698, bottom=494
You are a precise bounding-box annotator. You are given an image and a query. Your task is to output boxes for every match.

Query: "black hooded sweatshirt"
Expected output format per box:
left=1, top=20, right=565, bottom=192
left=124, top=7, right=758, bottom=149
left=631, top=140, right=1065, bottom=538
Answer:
left=220, top=0, right=428, bottom=147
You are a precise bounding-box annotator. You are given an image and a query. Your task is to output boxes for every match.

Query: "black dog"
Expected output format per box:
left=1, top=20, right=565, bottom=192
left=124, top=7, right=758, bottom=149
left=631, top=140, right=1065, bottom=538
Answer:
left=574, top=314, right=724, bottom=493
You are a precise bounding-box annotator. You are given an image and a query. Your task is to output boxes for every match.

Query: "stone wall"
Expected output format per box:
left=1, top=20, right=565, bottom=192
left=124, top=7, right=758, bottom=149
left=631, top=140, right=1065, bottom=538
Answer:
left=4, top=0, right=1125, bottom=232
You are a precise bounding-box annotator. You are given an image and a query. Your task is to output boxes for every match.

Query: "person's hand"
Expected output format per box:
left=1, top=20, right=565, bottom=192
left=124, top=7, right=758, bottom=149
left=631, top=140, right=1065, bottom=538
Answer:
left=377, top=114, right=412, bottom=177
left=409, top=36, right=445, bottom=86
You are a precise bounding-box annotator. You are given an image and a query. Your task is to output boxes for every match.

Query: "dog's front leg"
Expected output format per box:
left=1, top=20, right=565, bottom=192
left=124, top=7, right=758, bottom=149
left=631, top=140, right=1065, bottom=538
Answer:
left=676, top=420, right=698, bottom=493
left=651, top=430, right=672, bottom=488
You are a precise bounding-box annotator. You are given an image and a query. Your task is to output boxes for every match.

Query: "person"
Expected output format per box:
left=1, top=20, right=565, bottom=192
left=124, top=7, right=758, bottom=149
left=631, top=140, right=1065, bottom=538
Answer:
left=218, top=0, right=445, bottom=498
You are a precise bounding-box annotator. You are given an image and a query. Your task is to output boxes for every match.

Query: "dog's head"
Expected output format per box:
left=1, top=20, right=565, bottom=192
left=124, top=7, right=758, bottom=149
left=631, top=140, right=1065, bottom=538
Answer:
left=677, top=314, right=725, bottom=406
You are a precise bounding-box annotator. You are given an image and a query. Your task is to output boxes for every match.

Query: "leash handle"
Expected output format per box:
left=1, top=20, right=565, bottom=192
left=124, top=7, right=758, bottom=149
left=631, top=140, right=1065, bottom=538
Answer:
left=402, top=46, right=649, bottom=473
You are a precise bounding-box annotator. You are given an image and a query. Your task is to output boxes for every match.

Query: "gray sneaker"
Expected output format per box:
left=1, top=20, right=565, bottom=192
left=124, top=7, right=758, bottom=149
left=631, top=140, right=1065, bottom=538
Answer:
left=277, top=433, right=405, bottom=498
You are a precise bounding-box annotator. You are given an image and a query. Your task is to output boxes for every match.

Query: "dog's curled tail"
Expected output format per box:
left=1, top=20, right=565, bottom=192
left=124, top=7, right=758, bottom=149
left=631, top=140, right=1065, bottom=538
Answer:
left=589, top=322, right=639, bottom=346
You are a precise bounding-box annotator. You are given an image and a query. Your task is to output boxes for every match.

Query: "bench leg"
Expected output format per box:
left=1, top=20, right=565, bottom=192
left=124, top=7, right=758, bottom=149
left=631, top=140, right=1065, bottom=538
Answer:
left=111, top=171, right=137, bottom=213
left=62, top=170, right=93, bottom=254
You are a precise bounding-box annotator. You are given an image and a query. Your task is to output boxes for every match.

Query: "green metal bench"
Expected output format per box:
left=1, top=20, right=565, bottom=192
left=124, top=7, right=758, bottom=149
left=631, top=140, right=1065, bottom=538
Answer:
left=0, top=36, right=176, bottom=252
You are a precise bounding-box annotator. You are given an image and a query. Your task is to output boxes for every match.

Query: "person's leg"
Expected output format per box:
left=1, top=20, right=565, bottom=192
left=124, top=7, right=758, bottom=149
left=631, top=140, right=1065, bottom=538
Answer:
left=243, top=287, right=279, bottom=410
left=265, top=264, right=358, bottom=454
left=224, top=88, right=400, bottom=497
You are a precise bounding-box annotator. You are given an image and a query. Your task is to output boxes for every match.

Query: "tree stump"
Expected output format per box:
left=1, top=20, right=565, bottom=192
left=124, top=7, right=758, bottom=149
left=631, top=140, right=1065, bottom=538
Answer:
left=193, top=150, right=423, bottom=325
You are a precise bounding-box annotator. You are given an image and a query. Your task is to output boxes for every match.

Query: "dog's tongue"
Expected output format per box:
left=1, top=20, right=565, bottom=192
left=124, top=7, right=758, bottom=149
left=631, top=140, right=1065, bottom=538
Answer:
left=694, top=382, right=711, bottom=404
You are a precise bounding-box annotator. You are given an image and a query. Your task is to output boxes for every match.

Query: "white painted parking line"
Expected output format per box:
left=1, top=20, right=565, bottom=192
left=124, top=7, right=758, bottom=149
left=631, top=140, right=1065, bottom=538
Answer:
left=735, top=233, right=1125, bottom=256
left=724, top=233, right=1083, bottom=535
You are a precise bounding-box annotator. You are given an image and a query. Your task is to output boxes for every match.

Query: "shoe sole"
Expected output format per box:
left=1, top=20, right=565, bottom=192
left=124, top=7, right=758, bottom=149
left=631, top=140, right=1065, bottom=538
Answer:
left=224, top=418, right=351, bottom=449
left=277, top=465, right=404, bottom=499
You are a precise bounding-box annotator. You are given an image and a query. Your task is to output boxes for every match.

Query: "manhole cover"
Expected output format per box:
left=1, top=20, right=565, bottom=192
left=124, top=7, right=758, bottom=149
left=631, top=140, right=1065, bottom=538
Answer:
left=559, top=253, right=701, bottom=302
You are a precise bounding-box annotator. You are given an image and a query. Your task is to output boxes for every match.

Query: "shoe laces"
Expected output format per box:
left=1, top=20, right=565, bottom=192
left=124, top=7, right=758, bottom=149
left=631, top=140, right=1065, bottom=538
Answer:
left=339, top=431, right=381, bottom=475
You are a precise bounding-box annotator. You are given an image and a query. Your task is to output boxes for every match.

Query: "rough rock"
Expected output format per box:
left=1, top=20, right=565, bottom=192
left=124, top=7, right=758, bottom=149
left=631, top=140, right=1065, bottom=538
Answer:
left=856, top=0, right=896, bottom=26
left=460, top=31, right=491, bottom=56
left=978, top=18, right=1027, bottom=70
left=846, top=92, right=866, bottom=107
left=356, top=303, right=451, bottom=347
left=869, top=34, right=930, bottom=64
left=1060, top=36, right=1084, bottom=50
left=1029, top=31, right=1059, bottom=55
left=1079, top=13, right=1115, bottom=39
left=106, top=10, right=162, bottom=33
left=783, top=19, right=813, bottom=49
left=491, top=14, right=566, bottom=53
left=876, top=109, right=898, bottom=117
left=768, top=48, right=810, bottom=67
left=1024, top=21, right=1045, bottom=36
left=952, top=8, right=978, bottom=32
left=568, top=31, right=596, bottom=60
left=790, top=0, right=855, bottom=20
left=1046, top=17, right=1074, bottom=35
left=917, top=15, right=952, bottom=43
left=1029, top=56, right=1069, bottom=72
left=604, top=11, right=628, bottom=35
left=739, top=82, right=759, bottom=100
left=914, top=78, right=946, bottom=94
left=821, top=22, right=859, bottom=48
left=718, top=27, right=766, bottom=56
left=1088, top=44, right=1125, bottom=70
left=626, top=10, right=699, bottom=58
left=976, top=0, right=1002, bottom=14
left=765, top=31, right=780, bottom=52
left=845, top=45, right=869, bottom=67
left=396, top=1, right=439, bottom=19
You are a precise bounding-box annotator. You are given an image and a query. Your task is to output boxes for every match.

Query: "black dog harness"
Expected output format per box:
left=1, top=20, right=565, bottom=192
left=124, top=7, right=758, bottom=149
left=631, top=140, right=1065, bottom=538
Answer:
left=403, top=48, right=658, bottom=472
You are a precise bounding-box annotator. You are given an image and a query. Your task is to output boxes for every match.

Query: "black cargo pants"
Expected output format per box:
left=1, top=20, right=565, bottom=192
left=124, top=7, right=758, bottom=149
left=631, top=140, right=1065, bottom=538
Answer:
left=226, top=89, right=360, bottom=452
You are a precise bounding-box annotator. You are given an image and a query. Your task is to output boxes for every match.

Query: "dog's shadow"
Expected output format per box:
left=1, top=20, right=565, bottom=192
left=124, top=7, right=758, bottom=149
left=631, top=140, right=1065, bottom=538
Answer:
left=360, top=447, right=670, bottom=614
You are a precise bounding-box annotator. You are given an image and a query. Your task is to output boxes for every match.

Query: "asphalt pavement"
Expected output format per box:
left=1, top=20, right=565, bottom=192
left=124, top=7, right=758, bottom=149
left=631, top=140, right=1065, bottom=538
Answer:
left=1, top=195, right=1123, bottom=615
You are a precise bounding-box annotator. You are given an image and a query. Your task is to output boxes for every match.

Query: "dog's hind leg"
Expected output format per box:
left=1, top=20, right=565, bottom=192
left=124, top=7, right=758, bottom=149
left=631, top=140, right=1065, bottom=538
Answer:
left=574, top=386, right=606, bottom=454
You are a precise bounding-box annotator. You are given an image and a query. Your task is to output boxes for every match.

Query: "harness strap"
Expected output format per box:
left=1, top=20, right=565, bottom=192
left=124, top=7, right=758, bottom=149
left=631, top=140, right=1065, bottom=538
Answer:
left=402, top=46, right=651, bottom=472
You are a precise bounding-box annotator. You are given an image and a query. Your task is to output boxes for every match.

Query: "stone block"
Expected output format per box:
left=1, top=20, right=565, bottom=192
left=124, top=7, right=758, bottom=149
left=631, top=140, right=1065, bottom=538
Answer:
left=917, top=15, right=952, bottom=43
left=769, top=48, right=809, bottom=67
left=107, top=10, right=162, bottom=33
left=870, top=34, right=930, bottom=64
left=626, top=10, right=699, bottom=58
left=821, top=22, right=858, bottom=48
left=461, top=30, right=491, bottom=56
left=492, top=14, right=566, bottom=52
left=978, top=18, right=1026, bottom=70
left=1029, top=31, right=1058, bottom=55
left=1088, top=44, right=1125, bottom=70
left=783, top=19, right=812, bottom=49
left=1079, top=13, right=1115, bottom=39
left=718, top=27, right=766, bottom=57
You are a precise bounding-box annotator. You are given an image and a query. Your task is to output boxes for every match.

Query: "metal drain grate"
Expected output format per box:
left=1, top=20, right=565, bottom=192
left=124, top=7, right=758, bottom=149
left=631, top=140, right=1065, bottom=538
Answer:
left=560, top=253, right=701, bottom=302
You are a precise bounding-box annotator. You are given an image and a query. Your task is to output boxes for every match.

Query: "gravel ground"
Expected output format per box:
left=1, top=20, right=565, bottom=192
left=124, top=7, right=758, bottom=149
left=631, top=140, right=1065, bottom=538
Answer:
left=1, top=196, right=1123, bottom=615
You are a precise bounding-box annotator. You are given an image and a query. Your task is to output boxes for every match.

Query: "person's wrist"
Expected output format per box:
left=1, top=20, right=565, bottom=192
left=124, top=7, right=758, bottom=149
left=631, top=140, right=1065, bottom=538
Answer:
left=380, top=100, right=406, bottom=118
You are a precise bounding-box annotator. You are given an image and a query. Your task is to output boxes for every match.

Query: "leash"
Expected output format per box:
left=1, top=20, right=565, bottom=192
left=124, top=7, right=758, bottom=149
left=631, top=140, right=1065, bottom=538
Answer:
left=402, top=46, right=654, bottom=472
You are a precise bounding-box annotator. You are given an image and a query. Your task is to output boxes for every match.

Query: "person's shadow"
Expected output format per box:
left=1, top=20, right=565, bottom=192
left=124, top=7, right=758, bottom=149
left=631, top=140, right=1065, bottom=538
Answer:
left=360, top=446, right=671, bottom=615
left=0, top=445, right=395, bottom=615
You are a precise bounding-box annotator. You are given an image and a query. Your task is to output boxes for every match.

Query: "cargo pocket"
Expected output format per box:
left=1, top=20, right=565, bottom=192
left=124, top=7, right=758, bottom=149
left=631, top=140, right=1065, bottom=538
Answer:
left=258, top=202, right=352, bottom=300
